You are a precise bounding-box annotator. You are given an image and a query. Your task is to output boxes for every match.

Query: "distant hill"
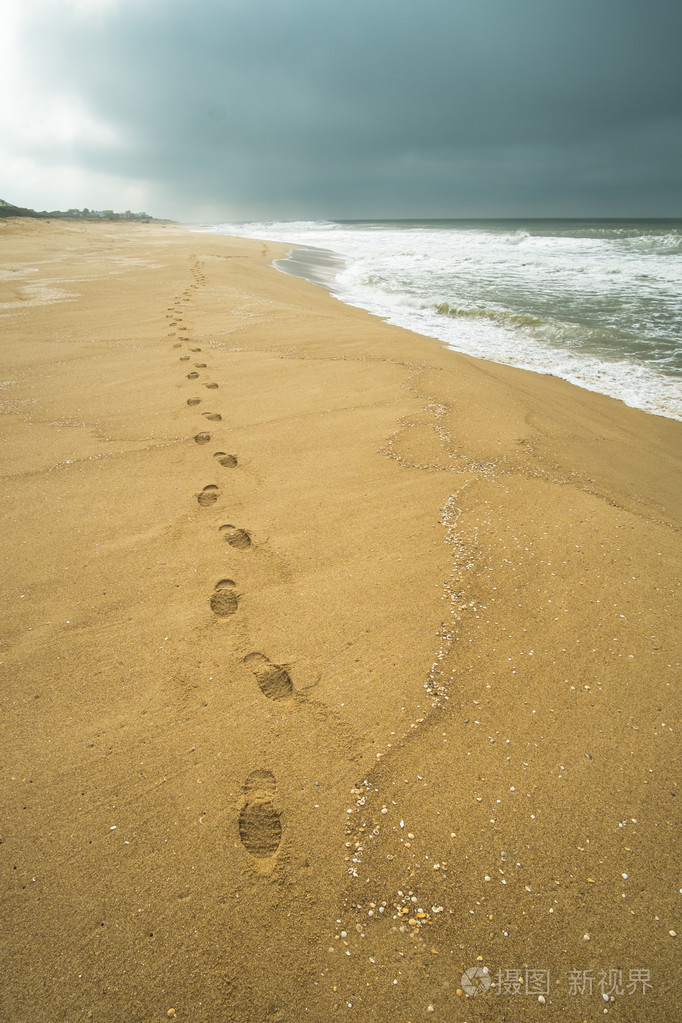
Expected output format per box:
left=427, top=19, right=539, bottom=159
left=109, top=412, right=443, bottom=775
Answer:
left=0, top=199, right=165, bottom=222
left=0, top=199, right=40, bottom=218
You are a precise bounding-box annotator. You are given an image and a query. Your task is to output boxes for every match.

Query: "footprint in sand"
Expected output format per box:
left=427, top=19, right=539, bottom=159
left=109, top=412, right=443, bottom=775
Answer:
left=197, top=484, right=220, bottom=507
left=190, top=348, right=202, bottom=353
left=172, top=342, right=181, bottom=348
left=244, top=653, right=293, bottom=702
left=202, top=412, right=222, bottom=422
left=209, top=578, right=238, bottom=616
left=187, top=397, right=201, bottom=406
left=214, top=451, right=237, bottom=467
left=239, top=770, right=282, bottom=859
left=187, top=371, right=200, bottom=379
left=204, top=382, right=219, bottom=389
left=194, top=433, right=211, bottom=445
left=180, top=356, right=190, bottom=361
left=194, top=362, right=207, bottom=368
left=219, top=524, right=251, bottom=549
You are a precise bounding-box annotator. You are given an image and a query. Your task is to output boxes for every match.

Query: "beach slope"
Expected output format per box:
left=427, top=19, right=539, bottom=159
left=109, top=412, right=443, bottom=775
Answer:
left=1, top=219, right=680, bottom=1021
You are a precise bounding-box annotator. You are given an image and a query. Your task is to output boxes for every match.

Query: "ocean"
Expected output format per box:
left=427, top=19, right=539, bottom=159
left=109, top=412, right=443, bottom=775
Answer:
left=205, top=220, right=682, bottom=421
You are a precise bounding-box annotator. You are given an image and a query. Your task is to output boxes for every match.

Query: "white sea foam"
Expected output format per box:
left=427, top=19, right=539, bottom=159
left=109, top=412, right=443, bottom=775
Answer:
left=202, top=219, right=682, bottom=421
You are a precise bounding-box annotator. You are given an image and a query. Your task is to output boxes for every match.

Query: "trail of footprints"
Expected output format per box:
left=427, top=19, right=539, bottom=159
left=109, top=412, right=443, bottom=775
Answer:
left=170, top=263, right=285, bottom=864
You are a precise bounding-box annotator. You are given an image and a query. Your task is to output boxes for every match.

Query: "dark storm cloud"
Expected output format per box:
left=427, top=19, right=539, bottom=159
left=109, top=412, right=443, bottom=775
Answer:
left=14, top=0, right=682, bottom=218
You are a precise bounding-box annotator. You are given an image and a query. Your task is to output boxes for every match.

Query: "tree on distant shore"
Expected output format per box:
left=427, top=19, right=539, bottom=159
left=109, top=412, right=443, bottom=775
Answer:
left=0, top=199, right=158, bottom=221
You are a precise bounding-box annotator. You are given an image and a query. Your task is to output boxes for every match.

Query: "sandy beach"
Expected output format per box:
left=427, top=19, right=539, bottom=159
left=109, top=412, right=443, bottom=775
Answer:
left=1, top=218, right=680, bottom=1022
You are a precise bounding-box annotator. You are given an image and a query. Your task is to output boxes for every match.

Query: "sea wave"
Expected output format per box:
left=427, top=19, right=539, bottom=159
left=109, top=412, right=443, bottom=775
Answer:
left=434, top=302, right=545, bottom=330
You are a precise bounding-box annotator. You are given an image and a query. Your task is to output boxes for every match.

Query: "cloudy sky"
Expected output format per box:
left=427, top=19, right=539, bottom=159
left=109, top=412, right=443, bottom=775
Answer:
left=2, top=0, right=681, bottom=222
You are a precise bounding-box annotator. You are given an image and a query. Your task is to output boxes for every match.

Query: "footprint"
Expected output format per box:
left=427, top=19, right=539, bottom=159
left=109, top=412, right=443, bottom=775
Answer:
left=204, top=382, right=219, bottom=389
left=187, top=371, right=200, bottom=379
left=194, top=433, right=211, bottom=445
left=202, top=412, right=222, bottom=422
left=197, top=484, right=220, bottom=507
left=243, top=769, right=277, bottom=798
left=194, top=362, right=207, bottom=368
left=244, top=653, right=293, bottom=701
left=172, top=342, right=181, bottom=348
left=219, top=524, right=251, bottom=550
left=180, top=356, right=190, bottom=361
left=187, top=397, right=201, bottom=406
left=214, top=452, right=237, bottom=467
left=239, top=770, right=282, bottom=859
left=209, top=579, right=238, bottom=616
left=190, top=348, right=202, bottom=353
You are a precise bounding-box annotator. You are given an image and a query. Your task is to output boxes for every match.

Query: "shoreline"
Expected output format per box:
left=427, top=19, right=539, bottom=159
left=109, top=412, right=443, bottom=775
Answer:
left=1, top=217, right=680, bottom=1022
left=274, top=238, right=682, bottom=423
left=201, top=219, right=682, bottom=423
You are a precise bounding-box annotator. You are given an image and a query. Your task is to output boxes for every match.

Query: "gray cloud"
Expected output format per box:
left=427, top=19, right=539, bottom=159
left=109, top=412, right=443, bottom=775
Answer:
left=7, top=0, right=682, bottom=218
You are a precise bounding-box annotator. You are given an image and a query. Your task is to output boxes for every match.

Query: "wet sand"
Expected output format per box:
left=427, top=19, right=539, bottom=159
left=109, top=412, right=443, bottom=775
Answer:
left=1, top=217, right=680, bottom=1022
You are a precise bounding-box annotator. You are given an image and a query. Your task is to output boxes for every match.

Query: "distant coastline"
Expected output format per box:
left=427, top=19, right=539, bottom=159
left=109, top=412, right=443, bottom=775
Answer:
left=0, top=197, right=170, bottom=223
